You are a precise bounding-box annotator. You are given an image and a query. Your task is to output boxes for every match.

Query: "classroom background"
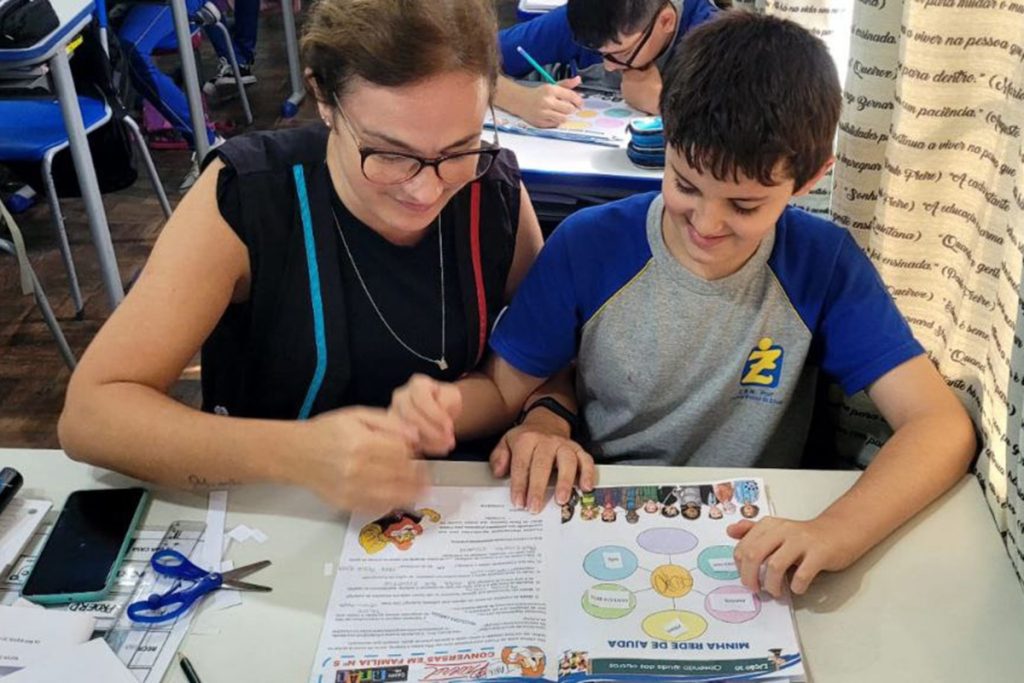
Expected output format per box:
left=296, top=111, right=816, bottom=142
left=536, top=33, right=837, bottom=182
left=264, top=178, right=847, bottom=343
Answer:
left=1, top=0, right=1022, bottom=591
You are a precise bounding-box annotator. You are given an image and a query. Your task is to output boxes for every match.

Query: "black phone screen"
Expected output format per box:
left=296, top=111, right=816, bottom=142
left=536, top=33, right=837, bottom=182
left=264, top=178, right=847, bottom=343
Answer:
left=22, top=487, right=148, bottom=598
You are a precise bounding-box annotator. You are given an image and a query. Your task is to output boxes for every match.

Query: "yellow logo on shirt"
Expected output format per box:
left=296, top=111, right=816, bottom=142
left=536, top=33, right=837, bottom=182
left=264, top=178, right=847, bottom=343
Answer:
left=741, top=337, right=784, bottom=388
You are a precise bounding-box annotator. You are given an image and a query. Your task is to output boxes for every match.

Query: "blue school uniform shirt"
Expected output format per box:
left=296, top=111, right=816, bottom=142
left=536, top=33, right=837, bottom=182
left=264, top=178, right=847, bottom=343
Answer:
left=499, top=0, right=720, bottom=88
left=489, top=192, right=924, bottom=467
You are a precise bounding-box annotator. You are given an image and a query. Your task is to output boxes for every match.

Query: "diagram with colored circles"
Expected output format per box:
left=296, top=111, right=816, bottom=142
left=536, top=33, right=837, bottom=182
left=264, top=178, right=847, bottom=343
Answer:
left=558, top=99, right=638, bottom=132
left=579, top=528, right=762, bottom=642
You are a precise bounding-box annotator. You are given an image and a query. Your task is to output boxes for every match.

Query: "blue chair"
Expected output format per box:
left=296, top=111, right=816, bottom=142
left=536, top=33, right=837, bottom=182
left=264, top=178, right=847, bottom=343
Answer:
left=0, top=93, right=171, bottom=317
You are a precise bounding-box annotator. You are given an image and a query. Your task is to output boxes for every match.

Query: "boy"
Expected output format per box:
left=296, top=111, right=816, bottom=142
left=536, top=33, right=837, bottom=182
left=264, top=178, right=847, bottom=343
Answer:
left=391, top=13, right=975, bottom=597
left=495, top=0, right=722, bottom=126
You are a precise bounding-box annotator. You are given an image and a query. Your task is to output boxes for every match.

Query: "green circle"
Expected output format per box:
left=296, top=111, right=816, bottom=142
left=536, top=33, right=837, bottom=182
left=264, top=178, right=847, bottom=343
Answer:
left=698, top=545, right=740, bottom=580
left=581, top=583, right=636, bottom=619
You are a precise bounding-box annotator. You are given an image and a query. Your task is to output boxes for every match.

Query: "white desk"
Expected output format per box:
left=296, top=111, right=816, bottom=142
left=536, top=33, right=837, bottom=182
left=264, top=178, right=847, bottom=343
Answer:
left=500, top=131, right=662, bottom=197
left=3, top=448, right=1022, bottom=682
left=0, top=0, right=125, bottom=308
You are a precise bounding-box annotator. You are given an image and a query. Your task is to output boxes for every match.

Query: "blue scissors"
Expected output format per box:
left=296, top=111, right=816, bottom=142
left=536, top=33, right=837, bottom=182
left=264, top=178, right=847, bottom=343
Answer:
left=127, top=549, right=272, bottom=624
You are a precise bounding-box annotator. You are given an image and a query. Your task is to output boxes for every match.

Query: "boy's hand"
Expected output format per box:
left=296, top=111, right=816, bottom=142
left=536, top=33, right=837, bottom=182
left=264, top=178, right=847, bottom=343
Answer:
left=620, top=66, right=662, bottom=115
left=302, top=407, right=428, bottom=512
left=520, top=77, right=584, bottom=128
left=727, top=514, right=861, bottom=597
left=490, top=406, right=595, bottom=513
left=389, top=374, right=463, bottom=456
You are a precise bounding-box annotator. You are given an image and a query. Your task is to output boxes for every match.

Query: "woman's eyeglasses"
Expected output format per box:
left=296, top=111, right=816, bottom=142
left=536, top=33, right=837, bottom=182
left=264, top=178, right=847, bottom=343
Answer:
left=333, top=101, right=502, bottom=186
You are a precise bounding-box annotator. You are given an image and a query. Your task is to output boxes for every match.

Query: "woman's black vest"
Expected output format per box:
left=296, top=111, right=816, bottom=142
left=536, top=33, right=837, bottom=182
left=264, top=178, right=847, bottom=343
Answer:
left=200, top=125, right=521, bottom=419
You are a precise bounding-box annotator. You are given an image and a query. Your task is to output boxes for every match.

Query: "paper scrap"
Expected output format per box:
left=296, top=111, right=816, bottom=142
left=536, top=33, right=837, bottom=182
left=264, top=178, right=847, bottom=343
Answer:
left=201, top=491, right=228, bottom=572
left=710, top=593, right=757, bottom=612
left=0, top=499, right=51, bottom=575
left=5, top=638, right=135, bottom=682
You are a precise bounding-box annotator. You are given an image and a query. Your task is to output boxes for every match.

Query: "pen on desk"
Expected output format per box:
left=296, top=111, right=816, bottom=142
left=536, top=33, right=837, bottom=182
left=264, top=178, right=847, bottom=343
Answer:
left=0, top=467, right=22, bottom=517
left=516, top=46, right=559, bottom=85
left=179, top=655, right=203, bottom=683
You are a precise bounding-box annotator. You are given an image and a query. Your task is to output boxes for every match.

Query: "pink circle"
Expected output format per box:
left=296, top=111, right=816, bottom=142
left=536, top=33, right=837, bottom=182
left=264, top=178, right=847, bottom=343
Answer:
left=704, top=586, right=762, bottom=623
left=596, top=118, right=625, bottom=129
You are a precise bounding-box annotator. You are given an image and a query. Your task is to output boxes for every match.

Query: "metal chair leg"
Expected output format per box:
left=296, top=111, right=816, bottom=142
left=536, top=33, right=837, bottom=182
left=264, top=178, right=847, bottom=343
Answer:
left=41, top=151, right=84, bottom=318
left=211, top=20, right=253, bottom=125
left=122, top=114, right=172, bottom=217
left=0, top=238, right=76, bottom=369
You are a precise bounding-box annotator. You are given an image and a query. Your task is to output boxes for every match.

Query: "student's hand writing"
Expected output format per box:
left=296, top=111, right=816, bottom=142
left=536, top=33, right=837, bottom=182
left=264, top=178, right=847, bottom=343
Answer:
left=389, top=374, right=462, bottom=456
left=491, top=407, right=595, bottom=514
left=727, top=514, right=860, bottom=597
left=620, top=66, right=662, bottom=115
left=520, top=77, right=584, bottom=128
left=302, top=407, right=428, bottom=512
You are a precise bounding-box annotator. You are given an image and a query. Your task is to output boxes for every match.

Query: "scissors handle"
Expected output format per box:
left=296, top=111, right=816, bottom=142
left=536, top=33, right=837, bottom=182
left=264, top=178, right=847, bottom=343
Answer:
left=150, top=548, right=209, bottom=580
left=127, top=572, right=222, bottom=624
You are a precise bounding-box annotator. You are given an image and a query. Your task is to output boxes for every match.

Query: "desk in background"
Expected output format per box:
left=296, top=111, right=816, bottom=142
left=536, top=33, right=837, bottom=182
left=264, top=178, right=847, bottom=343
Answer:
left=0, top=0, right=125, bottom=308
left=517, top=0, right=567, bottom=22
left=497, top=132, right=662, bottom=228
left=3, top=448, right=1022, bottom=682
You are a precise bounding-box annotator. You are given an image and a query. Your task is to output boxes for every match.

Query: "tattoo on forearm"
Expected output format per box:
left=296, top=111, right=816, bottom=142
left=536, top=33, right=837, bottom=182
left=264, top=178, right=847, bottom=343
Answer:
left=187, top=474, right=241, bottom=490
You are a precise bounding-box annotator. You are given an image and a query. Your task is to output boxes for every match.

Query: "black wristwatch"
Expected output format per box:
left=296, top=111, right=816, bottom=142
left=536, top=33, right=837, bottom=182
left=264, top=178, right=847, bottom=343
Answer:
left=517, top=396, right=578, bottom=435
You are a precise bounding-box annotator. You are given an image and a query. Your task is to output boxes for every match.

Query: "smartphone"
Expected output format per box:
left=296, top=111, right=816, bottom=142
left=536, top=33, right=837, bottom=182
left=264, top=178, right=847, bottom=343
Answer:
left=21, top=487, right=149, bottom=604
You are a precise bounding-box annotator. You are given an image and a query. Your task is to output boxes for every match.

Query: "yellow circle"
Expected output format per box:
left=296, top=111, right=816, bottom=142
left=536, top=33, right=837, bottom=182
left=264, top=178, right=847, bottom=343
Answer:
left=650, top=564, right=693, bottom=598
left=576, top=109, right=598, bottom=118
left=560, top=121, right=589, bottom=130
left=642, top=610, right=708, bottom=642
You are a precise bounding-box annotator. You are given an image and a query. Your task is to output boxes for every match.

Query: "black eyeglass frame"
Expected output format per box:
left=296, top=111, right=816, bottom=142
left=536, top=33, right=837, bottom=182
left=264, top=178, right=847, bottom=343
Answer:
left=333, top=96, right=502, bottom=186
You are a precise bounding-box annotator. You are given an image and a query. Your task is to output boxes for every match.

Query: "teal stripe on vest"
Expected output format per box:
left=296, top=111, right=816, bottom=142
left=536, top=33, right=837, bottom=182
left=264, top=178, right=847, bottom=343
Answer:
left=293, top=164, right=327, bottom=419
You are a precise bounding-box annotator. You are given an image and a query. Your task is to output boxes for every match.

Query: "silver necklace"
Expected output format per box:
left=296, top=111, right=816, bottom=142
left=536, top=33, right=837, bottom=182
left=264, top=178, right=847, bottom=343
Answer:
left=331, top=208, right=448, bottom=371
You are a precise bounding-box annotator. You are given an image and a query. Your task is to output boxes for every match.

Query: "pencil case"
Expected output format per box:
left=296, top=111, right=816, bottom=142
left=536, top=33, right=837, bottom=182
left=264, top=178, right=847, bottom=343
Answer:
left=626, top=143, right=665, bottom=169
left=628, top=116, right=665, bottom=149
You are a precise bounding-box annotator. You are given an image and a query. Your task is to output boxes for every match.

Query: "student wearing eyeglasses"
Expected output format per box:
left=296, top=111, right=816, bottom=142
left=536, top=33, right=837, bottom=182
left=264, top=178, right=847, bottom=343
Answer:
left=496, top=0, right=727, bottom=127
left=58, top=0, right=591, bottom=514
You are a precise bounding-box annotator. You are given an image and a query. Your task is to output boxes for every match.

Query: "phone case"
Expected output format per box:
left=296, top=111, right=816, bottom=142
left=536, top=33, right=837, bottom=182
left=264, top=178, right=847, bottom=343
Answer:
left=24, top=489, right=150, bottom=604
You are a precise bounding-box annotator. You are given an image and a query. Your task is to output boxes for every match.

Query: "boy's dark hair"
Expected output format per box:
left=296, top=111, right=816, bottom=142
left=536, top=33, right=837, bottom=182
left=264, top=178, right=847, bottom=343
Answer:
left=568, top=0, right=733, bottom=49
left=567, top=0, right=668, bottom=49
left=659, top=11, right=841, bottom=189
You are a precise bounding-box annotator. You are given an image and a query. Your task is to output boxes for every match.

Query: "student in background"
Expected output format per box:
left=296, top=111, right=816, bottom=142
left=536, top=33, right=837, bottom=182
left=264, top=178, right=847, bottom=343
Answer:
left=59, top=0, right=589, bottom=514
left=390, top=13, right=975, bottom=597
left=118, top=0, right=218, bottom=151
left=496, top=0, right=725, bottom=126
left=203, top=0, right=260, bottom=96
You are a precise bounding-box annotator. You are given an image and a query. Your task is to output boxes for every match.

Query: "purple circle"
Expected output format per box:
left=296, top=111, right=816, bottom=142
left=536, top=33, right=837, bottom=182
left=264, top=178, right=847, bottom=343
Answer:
left=704, top=586, right=762, bottom=624
left=636, top=528, right=699, bottom=556
left=596, top=118, right=625, bottom=128
left=588, top=99, right=612, bottom=109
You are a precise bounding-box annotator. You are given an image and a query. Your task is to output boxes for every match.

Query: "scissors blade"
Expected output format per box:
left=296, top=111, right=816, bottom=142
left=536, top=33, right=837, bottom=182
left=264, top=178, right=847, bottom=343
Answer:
left=222, top=578, right=273, bottom=592
left=221, top=559, right=271, bottom=582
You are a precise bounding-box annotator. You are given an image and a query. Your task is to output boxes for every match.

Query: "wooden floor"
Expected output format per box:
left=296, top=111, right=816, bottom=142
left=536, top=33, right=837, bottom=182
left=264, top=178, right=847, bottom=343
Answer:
left=0, top=2, right=520, bottom=448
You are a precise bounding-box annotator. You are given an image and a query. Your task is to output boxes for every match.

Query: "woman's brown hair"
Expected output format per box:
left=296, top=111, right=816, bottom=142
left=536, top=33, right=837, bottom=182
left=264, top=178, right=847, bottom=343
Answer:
left=301, top=0, right=500, bottom=104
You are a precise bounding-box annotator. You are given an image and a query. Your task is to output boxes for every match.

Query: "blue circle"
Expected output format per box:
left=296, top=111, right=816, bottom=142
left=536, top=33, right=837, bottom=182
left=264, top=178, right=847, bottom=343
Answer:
left=583, top=545, right=639, bottom=581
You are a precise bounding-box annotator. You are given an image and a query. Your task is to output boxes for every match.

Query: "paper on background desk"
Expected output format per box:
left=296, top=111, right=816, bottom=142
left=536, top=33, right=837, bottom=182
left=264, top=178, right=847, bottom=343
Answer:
left=487, top=89, right=643, bottom=147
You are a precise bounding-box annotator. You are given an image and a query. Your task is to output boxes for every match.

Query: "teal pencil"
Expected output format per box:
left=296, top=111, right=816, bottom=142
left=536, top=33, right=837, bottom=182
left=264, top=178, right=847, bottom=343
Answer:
left=516, top=46, right=559, bottom=85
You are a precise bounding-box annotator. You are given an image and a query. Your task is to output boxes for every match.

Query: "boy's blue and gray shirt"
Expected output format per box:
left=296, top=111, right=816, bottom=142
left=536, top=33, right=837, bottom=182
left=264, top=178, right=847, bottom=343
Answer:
left=499, top=0, right=720, bottom=92
left=490, top=193, right=924, bottom=468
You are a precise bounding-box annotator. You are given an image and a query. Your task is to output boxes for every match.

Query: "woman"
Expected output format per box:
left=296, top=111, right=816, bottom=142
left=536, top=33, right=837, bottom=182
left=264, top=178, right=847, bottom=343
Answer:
left=59, top=0, right=587, bottom=512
